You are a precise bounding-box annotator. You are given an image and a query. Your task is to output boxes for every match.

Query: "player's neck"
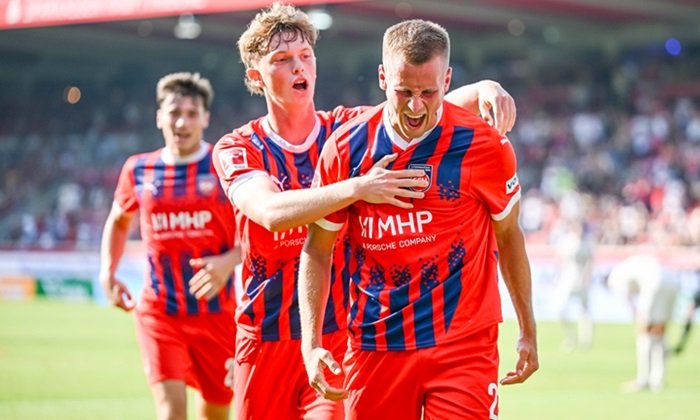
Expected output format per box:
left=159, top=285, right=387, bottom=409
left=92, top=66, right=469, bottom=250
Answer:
left=265, top=100, right=317, bottom=145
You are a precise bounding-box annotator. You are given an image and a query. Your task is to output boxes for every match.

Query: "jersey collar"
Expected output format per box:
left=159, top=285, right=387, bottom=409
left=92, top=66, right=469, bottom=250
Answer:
left=160, top=141, right=208, bottom=165
left=262, top=114, right=321, bottom=153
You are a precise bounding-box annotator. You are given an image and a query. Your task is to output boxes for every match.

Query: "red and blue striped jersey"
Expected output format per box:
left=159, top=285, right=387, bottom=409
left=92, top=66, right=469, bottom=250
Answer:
left=114, top=142, right=237, bottom=316
left=213, top=106, right=365, bottom=342
left=314, top=102, right=521, bottom=351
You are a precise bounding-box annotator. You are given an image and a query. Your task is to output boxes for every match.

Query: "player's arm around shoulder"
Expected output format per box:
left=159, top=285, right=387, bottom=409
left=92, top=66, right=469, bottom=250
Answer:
left=493, top=203, right=539, bottom=385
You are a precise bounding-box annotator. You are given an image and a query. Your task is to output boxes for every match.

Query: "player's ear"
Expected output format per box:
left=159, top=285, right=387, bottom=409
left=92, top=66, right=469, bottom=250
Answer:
left=155, top=109, right=163, bottom=129
left=378, top=64, right=387, bottom=91
left=444, top=66, right=452, bottom=92
left=246, top=68, right=264, bottom=89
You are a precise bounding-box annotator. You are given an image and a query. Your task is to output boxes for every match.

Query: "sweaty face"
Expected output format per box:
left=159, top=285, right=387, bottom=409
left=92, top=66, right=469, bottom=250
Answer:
left=156, top=94, right=209, bottom=157
left=251, top=31, right=317, bottom=107
left=379, top=53, right=451, bottom=141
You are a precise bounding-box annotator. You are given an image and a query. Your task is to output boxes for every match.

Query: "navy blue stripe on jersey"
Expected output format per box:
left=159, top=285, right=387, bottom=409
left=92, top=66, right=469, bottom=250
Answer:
left=132, top=157, right=148, bottom=196
left=322, top=267, right=339, bottom=334
left=151, top=159, right=167, bottom=198
left=293, top=150, right=315, bottom=189
left=160, top=254, right=178, bottom=315
left=414, top=258, right=439, bottom=348
left=436, top=127, right=473, bottom=199
left=173, top=164, right=187, bottom=197
left=360, top=262, right=386, bottom=350
left=409, top=126, right=442, bottom=164
left=444, top=240, right=466, bottom=331
left=348, top=123, right=369, bottom=178
left=196, top=154, right=212, bottom=199
left=252, top=133, right=271, bottom=173
left=265, top=139, right=292, bottom=191
left=261, top=269, right=283, bottom=341
left=316, top=125, right=328, bottom=150
left=373, top=126, right=395, bottom=166
left=386, top=283, right=409, bottom=350
left=289, top=258, right=302, bottom=339
left=148, top=255, right=159, bottom=296
left=341, top=235, right=351, bottom=310
left=179, top=251, right=199, bottom=315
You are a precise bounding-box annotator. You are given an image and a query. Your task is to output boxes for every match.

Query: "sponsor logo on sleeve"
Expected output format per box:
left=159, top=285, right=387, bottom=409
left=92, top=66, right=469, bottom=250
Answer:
left=505, top=173, right=519, bottom=194
left=407, top=163, right=433, bottom=192
left=220, top=147, right=248, bottom=178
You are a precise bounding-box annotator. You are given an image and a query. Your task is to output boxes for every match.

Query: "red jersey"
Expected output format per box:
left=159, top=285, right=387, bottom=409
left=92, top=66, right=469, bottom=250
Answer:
left=213, top=106, right=365, bottom=342
left=114, top=142, right=236, bottom=316
left=315, top=102, right=521, bottom=351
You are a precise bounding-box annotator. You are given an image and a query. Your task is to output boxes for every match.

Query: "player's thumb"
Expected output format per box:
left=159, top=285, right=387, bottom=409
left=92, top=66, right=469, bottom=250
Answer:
left=321, top=352, right=342, bottom=375
left=373, top=153, right=398, bottom=169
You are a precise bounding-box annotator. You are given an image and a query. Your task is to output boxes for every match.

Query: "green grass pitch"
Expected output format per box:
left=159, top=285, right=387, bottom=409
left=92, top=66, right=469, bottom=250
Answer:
left=1, top=300, right=698, bottom=419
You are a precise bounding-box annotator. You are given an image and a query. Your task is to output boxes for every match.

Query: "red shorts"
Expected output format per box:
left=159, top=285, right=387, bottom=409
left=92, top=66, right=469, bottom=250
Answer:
left=134, top=309, right=236, bottom=405
left=343, top=324, right=499, bottom=420
left=233, top=329, right=347, bottom=420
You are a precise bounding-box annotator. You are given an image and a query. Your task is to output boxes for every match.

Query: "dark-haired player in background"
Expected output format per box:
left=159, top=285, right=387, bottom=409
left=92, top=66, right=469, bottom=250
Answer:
left=100, top=72, right=238, bottom=420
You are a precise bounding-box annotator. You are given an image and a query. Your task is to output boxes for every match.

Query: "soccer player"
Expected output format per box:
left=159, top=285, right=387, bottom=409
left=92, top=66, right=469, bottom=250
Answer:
left=607, top=255, right=680, bottom=392
left=100, top=72, right=238, bottom=420
left=213, top=4, right=519, bottom=419
left=673, top=276, right=700, bottom=354
left=298, top=19, right=538, bottom=419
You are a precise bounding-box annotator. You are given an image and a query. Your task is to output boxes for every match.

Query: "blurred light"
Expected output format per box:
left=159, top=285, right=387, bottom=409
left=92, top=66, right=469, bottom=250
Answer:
left=395, top=2, right=413, bottom=19
left=507, top=19, right=525, bottom=36
left=137, top=21, right=153, bottom=37
left=64, top=86, right=81, bottom=105
left=174, top=13, right=201, bottom=40
left=543, top=26, right=560, bottom=44
left=307, top=9, right=333, bottom=31
left=665, top=37, right=682, bottom=56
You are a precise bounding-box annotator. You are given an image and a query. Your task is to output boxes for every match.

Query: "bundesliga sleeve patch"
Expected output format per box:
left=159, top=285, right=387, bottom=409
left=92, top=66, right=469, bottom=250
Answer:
left=505, top=173, right=519, bottom=194
left=219, top=147, right=248, bottom=178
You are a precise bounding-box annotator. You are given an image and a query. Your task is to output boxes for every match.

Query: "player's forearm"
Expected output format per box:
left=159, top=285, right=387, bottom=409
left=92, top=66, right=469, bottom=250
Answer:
left=497, top=229, right=536, bottom=337
left=444, top=82, right=483, bottom=114
left=99, top=215, right=130, bottom=278
left=299, top=243, right=333, bottom=350
left=254, top=179, right=361, bottom=232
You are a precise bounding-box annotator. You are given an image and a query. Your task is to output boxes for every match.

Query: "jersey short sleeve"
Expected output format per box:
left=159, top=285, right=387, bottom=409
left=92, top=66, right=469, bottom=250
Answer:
left=469, top=135, right=521, bottom=221
left=213, top=129, right=268, bottom=202
left=114, top=155, right=139, bottom=213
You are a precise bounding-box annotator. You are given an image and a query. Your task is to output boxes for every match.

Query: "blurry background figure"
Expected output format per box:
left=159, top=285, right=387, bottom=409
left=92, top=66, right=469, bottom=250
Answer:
left=552, top=190, right=595, bottom=352
left=673, top=271, right=700, bottom=355
left=607, top=255, right=680, bottom=393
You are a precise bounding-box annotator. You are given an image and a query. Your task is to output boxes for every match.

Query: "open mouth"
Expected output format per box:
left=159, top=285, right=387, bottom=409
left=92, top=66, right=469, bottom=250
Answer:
left=293, top=80, right=308, bottom=91
left=404, top=114, right=425, bottom=129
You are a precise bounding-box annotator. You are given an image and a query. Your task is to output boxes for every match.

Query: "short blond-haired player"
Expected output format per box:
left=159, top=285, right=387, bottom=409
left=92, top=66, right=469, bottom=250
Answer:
left=299, top=19, right=538, bottom=419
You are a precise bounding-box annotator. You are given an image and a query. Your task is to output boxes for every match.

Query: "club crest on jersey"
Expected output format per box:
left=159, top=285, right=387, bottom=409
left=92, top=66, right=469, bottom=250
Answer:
left=407, top=163, right=432, bottom=192
left=220, top=147, right=248, bottom=178
left=197, top=174, right=217, bottom=196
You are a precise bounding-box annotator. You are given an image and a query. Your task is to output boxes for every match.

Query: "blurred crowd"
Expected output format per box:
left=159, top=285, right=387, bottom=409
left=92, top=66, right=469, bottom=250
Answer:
left=1, top=46, right=698, bottom=250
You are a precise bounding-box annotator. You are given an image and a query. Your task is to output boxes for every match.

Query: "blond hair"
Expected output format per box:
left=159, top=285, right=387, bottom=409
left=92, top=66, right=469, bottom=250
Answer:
left=382, top=19, right=450, bottom=66
left=156, top=72, right=213, bottom=110
left=237, top=2, right=318, bottom=95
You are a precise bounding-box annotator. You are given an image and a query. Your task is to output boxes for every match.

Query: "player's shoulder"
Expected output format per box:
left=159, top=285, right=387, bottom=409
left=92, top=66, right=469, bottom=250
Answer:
left=330, top=103, right=384, bottom=145
left=320, top=105, right=372, bottom=126
left=215, top=117, right=266, bottom=153
left=122, top=148, right=161, bottom=169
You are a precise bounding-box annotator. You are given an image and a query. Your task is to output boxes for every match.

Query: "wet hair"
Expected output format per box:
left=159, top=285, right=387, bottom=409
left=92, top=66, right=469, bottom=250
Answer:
left=237, top=2, right=318, bottom=95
